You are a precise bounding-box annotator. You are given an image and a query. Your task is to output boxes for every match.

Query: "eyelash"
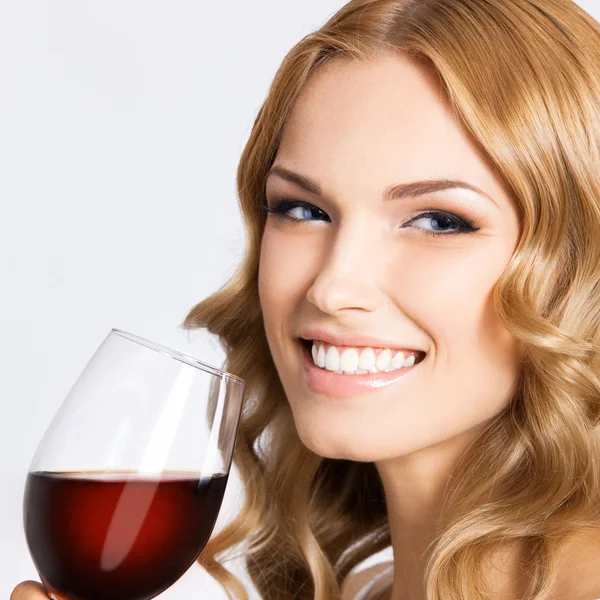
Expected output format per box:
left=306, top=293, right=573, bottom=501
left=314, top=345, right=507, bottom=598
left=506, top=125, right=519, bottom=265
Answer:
left=259, top=198, right=482, bottom=238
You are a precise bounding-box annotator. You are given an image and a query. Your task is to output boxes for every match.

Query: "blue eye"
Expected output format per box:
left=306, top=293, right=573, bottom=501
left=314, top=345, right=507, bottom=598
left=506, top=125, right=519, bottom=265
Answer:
left=259, top=198, right=481, bottom=238
left=261, top=199, right=327, bottom=223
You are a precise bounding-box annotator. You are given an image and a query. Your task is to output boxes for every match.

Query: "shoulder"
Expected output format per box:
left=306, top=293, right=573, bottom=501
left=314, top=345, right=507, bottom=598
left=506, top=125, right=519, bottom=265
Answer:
left=548, top=527, right=600, bottom=600
left=341, top=561, right=394, bottom=600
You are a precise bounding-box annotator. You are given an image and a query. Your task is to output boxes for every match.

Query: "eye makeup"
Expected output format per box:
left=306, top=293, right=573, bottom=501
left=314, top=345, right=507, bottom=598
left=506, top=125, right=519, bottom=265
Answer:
left=260, top=197, right=483, bottom=238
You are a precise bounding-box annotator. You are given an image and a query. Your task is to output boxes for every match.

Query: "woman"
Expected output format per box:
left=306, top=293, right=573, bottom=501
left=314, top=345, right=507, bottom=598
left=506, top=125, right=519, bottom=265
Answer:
left=12, top=0, right=600, bottom=599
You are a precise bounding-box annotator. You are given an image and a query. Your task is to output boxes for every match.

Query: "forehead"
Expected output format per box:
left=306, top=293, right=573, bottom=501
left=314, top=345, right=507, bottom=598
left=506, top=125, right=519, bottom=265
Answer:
left=273, top=54, right=511, bottom=209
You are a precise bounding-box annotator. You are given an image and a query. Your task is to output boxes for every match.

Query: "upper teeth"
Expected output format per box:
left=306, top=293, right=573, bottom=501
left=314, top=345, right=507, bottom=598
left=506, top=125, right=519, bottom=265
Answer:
left=310, top=341, right=418, bottom=374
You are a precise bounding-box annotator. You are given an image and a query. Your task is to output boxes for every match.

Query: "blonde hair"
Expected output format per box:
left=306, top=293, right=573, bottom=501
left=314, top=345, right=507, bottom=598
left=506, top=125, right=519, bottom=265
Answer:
left=181, top=0, right=600, bottom=598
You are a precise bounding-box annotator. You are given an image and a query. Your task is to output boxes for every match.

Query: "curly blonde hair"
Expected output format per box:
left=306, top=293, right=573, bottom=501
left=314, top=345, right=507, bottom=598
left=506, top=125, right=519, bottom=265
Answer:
left=181, top=1, right=600, bottom=598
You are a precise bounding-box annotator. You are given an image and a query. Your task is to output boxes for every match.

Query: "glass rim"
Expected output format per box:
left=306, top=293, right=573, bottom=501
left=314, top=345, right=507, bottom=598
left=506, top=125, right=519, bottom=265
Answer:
left=111, top=328, right=245, bottom=385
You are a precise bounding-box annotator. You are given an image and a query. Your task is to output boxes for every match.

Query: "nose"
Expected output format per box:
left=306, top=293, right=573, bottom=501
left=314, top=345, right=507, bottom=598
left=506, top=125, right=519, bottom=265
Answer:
left=305, top=221, right=388, bottom=315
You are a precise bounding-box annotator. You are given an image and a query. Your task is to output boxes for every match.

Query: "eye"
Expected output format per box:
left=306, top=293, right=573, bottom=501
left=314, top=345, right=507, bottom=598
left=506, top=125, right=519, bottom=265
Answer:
left=405, top=211, right=481, bottom=237
left=259, top=198, right=482, bottom=237
left=260, top=199, right=329, bottom=222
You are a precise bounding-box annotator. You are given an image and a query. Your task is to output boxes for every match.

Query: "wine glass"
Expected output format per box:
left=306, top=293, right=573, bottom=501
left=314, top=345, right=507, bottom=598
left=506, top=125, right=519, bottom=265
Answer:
left=22, top=328, right=246, bottom=600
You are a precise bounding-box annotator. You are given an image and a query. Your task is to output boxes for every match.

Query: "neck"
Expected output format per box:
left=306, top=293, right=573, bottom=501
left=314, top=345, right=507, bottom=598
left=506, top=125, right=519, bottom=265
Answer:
left=375, top=425, right=491, bottom=600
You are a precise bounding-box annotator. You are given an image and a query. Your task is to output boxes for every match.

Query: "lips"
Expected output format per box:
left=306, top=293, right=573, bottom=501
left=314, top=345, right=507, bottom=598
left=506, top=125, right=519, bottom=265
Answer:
left=298, top=328, right=425, bottom=354
left=296, top=338, right=425, bottom=397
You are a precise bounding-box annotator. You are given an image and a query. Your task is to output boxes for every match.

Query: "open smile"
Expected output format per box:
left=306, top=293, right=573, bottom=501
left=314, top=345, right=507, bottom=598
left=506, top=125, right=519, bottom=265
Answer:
left=297, top=338, right=426, bottom=398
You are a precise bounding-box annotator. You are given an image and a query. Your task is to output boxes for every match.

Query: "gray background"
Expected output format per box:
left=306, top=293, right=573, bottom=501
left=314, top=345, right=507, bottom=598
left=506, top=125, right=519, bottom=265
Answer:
left=2, top=0, right=599, bottom=596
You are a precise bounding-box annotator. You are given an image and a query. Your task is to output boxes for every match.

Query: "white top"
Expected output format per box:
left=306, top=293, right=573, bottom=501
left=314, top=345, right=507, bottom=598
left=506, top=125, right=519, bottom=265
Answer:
left=354, top=564, right=394, bottom=600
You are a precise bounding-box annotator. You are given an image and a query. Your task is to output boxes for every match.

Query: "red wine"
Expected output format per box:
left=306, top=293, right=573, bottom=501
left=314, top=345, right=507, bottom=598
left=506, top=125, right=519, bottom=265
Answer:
left=24, top=470, right=228, bottom=600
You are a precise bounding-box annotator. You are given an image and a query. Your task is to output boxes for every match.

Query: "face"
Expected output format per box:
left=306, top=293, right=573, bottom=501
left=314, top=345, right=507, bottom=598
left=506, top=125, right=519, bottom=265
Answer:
left=258, top=54, right=522, bottom=463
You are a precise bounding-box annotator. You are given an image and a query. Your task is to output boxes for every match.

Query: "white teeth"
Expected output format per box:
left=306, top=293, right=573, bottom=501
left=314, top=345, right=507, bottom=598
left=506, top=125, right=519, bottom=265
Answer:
left=308, top=341, right=421, bottom=375
left=375, top=348, right=392, bottom=371
left=325, top=346, right=340, bottom=371
left=340, top=348, right=360, bottom=373
left=316, top=344, right=326, bottom=368
left=390, top=351, right=405, bottom=370
left=358, top=347, right=376, bottom=371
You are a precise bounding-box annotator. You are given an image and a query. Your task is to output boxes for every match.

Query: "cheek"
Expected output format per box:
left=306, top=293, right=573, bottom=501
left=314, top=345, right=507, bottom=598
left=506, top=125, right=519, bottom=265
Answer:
left=399, top=243, right=513, bottom=351
left=394, top=244, right=520, bottom=417
left=258, top=229, right=311, bottom=335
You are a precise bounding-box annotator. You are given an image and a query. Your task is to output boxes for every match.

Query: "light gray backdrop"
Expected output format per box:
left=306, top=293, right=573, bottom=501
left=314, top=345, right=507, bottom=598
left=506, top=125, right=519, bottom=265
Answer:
left=2, top=0, right=599, bottom=596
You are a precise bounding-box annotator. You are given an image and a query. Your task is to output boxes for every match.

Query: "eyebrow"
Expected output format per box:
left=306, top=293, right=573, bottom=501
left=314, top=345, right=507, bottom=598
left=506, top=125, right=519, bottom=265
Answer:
left=266, top=166, right=498, bottom=208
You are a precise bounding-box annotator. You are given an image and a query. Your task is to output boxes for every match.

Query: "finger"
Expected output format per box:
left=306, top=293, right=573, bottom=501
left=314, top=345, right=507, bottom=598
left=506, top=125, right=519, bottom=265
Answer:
left=10, top=581, right=49, bottom=600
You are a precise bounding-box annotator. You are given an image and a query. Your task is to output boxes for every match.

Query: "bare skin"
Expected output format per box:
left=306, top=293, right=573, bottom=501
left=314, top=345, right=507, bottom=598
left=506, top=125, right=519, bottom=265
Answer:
left=10, top=582, right=47, bottom=600
left=259, top=54, right=600, bottom=600
left=260, top=53, right=523, bottom=600
left=12, top=53, right=600, bottom=600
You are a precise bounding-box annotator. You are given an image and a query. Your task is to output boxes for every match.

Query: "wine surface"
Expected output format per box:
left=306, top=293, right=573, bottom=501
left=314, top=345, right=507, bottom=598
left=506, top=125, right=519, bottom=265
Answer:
left=24, top=470, right=228, bottom=600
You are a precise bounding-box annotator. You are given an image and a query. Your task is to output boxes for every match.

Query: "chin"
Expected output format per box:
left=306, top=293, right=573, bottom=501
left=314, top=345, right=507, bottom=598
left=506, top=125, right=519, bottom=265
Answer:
left=290, top=412, right=392, bottom=462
